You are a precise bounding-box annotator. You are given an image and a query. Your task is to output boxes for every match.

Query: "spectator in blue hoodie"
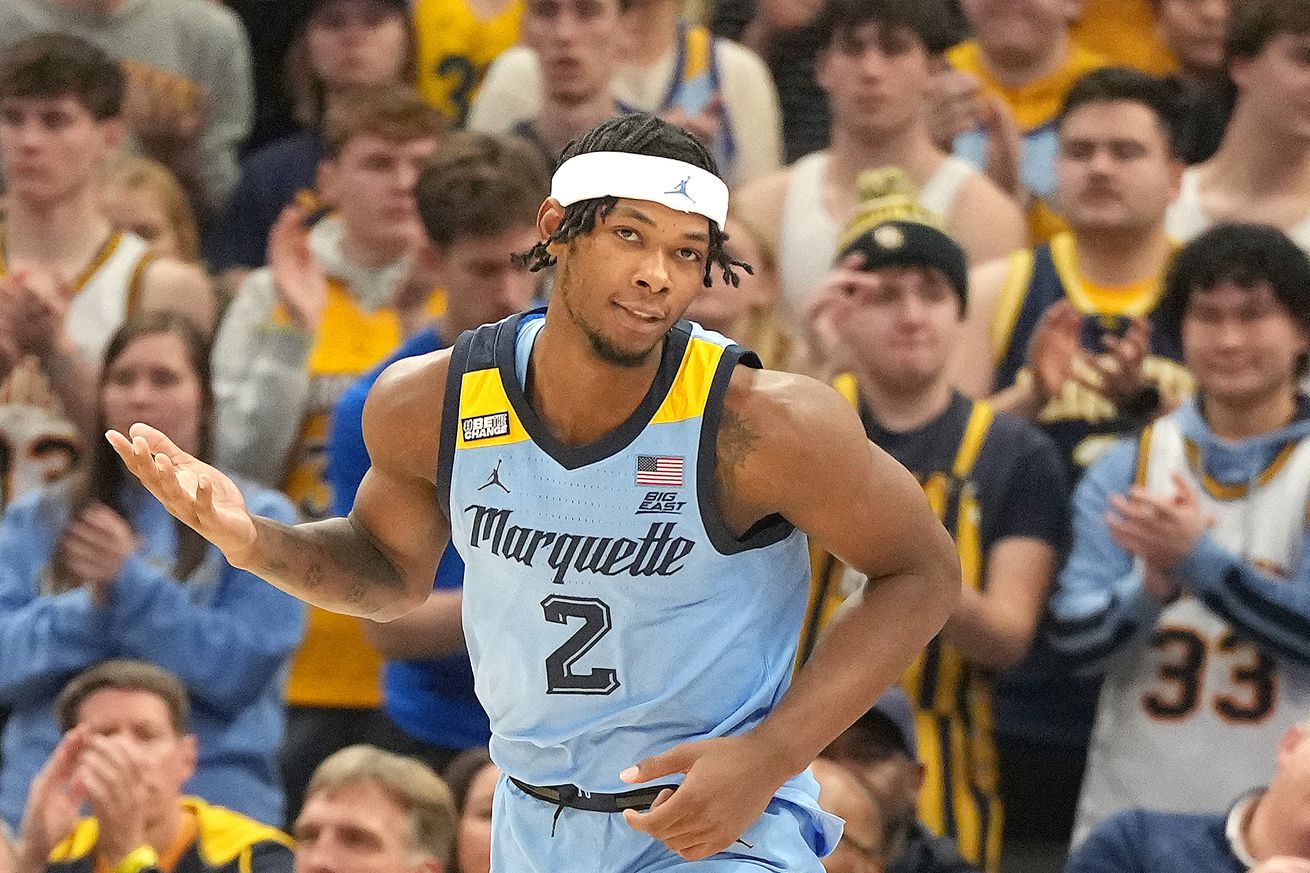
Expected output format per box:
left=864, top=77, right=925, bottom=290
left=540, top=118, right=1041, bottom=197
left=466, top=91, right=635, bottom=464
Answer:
left=1047, top=223, right=1310, bottom=845
left=0, top=311, right=305, bottom=829
left=328, top=131, right=548, bottom=777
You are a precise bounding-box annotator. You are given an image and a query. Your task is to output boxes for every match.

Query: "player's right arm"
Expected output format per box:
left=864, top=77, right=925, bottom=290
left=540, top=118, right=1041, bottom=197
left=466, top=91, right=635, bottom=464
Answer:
left=106, top=351, right=452, bottom=622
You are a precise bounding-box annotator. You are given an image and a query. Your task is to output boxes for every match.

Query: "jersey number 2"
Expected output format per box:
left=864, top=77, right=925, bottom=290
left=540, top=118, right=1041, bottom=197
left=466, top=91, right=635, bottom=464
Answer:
left=542, top=596, right=621, bottom=695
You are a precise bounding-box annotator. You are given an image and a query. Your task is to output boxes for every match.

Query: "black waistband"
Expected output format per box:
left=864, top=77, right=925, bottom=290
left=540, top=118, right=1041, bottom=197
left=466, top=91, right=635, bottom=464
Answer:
left=509, top=777, right=679, bottom=813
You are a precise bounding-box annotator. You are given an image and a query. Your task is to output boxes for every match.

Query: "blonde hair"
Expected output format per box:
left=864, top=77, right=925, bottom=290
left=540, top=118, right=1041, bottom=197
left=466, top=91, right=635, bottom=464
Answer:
left=103, top=156, right=200, bottom=263
left=305, top=745, right=457, bottom=863
left=725, top=212, right=794, bottom=371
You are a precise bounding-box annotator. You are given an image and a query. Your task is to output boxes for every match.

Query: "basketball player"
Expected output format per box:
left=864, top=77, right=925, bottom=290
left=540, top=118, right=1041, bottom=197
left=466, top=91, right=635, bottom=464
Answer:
left=802, top=172, right=1066, bottom=872
left=734, top=0, right=1025, bottom=313
left=1048, top=224, right=1310, bottom=841
left=0, top=33, right=212, bottom=510
left=107, top=113, right=961, bottom=871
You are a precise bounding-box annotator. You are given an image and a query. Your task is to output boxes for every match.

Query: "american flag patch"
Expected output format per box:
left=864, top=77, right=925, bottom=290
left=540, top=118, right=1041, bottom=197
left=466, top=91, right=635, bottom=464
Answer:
left=636, top=455, right=684, bottom=487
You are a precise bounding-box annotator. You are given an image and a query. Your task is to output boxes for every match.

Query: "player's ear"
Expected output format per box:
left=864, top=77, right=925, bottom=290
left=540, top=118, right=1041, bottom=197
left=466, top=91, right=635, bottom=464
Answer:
left=538, top=198, right=565, bottom=242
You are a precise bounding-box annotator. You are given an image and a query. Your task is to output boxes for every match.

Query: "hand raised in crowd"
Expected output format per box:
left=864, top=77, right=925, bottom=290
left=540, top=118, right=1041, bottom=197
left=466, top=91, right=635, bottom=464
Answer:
left=106, top=424, right=257, bottom=567
left=1107, top=472, right=1215, bottom=586
left=1025, top=300, right=1084, bottom=407
left=663, top=98, right=723, bottom=150
left=54, top=504, right=139, bottom=607
left=120, top=60, right=206, bottom=162
left=268, top=204, right=328, bottom=335
left=77, top=734, right=149, bottom=869
left=1086, top=316, right=1152, bottom=407
left=0, top=269, right=69, bottom=361
left=977, top=94, right=1024, bottom=200
left=800, top=252, right=867, bottom=377
left=17, top=726, right=90, bottom=872
left=927, top=67, right=983, bottom=149
left=621, top=734, right=793, bottom=861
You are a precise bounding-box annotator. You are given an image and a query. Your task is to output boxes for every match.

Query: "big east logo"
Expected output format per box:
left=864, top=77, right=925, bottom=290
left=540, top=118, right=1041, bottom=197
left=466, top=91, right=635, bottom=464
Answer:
left=638, top=491, right=685, bottom=515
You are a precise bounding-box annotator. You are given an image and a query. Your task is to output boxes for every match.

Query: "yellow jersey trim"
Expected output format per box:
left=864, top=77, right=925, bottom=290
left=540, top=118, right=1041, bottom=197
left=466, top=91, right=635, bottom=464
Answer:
left=1184, top=437, right=1300, bottom=501
left=651, top=336, right=726, bottom=424
left=991, top=250, right=1036, bottom=364
left=456, top=367, right=530, bottom=450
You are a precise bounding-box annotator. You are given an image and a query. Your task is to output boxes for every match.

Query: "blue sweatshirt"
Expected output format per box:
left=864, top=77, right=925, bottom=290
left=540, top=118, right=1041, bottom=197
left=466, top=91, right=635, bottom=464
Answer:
left=327, top=326, right=490, bottom=750
left=0, top=479, right=306, bottom=828
left=1049, top=396, right=1310, bottom=674
left=1065, top=805, right=1247, bottom=873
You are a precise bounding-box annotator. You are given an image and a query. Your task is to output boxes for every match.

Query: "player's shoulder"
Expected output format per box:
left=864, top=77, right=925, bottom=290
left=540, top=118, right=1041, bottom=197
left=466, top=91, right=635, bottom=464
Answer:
left=361, top=348, right=453, bottom=479
left=723, top=366, right=867, bottom=457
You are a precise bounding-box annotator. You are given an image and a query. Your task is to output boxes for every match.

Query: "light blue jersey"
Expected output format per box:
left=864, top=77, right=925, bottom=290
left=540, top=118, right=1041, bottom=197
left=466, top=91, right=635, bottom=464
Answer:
left=437, top=310, right=838, bottom=869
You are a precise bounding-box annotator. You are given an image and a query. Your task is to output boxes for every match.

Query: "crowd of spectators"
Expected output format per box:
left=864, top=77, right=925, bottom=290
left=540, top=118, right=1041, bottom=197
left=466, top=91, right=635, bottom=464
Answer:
left=0, top=0, right=1307, bottom=871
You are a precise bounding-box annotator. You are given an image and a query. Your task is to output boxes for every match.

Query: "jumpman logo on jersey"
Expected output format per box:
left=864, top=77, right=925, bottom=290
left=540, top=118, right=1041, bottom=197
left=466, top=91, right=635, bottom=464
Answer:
left=664, top=176, right=694, bottom=202
left=478, top=459, right=511, bottom=494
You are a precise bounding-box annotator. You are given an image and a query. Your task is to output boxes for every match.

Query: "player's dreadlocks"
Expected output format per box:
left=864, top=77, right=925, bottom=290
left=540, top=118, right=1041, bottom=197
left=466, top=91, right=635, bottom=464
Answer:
left=515, top=113, right=751, bottom=287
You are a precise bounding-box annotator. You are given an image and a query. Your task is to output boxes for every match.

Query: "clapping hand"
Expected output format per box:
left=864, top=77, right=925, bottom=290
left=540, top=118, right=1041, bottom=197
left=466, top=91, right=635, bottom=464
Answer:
left=267, top=204, right=328, bottom=334
left=53, top=504, right=139, bottom=607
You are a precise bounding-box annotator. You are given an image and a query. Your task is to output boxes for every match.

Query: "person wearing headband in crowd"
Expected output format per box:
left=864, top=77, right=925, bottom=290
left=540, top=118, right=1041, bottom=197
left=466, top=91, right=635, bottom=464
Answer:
left=801, top=169, right=1066, bottom=873
left=106, top=111, right=961, bottom=871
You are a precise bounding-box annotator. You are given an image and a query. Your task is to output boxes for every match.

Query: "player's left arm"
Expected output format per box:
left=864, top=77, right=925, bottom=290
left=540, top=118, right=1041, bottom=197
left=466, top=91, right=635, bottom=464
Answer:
left=623, top=368, right=959, bottom=861
left=737, top=369, right=960, bottom=777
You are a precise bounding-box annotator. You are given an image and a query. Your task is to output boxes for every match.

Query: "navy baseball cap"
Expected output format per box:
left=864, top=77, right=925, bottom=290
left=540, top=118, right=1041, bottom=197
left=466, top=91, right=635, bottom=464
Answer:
left=856, top=687, right=920, bottom=762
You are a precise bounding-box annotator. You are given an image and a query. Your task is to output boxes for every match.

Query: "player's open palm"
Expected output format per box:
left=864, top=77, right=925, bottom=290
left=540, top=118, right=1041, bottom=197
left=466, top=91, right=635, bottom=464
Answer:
left=105, top=423, right=257, bottom=563
left=621, top=735, right=789, bottom=861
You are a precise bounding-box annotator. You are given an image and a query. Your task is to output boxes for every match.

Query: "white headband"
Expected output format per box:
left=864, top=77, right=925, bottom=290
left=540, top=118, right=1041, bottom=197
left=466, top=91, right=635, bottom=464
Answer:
left=550, top=152, right=729, bottom=229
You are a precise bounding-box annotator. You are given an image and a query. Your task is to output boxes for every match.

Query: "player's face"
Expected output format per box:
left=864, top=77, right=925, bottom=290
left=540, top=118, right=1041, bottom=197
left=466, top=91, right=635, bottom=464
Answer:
left=1182, top=280, right=1309, bottom=409
left=0, top=95, right=122, bottom=208
left=102, top=332, right=205, bottom=457
left=320, top=134, right=438, bottom=261
left=838, top=265, right=962, bottom=393
left=1156, top=0, right=1229, bottom=77
left=681, top=218, right=775, bottom=338
left=306, top=0, right=410, bottom=90
left=1230, top=33, right=1310, bottom=141
left=100, top=184, right=184, bottom=260
left=524, top=0, right=623, bottom=105
left=1055, top=101, right=1181, bottom=234
left=552, top=197, right=712, bottom=368
left=819, top=23, right=935, bottom=139
left=75, top=689, right=198, bottom=827
left=294, top=781, right=435, bottom=873
left=439, top=224, right=542, bottom=333
left=454, top=762, right=497, bottom=873
left=958, top=0, right=1077, bottom=60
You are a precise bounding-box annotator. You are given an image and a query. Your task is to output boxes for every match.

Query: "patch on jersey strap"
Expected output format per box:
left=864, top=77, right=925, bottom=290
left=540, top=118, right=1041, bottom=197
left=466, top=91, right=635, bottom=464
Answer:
left=462, top=412, right=510, bottom=442
left=636, top=455, right=684, bottom=487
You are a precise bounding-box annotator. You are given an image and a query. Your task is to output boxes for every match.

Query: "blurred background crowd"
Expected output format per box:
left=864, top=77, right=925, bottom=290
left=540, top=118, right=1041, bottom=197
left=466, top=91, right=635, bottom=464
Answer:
left=0, top=0, right=1308, bottom=871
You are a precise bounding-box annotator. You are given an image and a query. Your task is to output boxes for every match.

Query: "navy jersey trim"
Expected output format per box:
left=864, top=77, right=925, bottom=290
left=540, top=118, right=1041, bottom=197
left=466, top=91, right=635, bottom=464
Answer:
left=495, top=309, right=692, bottom=471
left=437, top=329, right=477, bottom=523
left=697, top=346, right=796, bottom=555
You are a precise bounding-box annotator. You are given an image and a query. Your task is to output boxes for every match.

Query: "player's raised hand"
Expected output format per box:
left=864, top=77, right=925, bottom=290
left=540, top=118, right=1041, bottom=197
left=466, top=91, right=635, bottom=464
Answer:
left=620, top=735, right=791, bottom=861
left=105, top=423, right=257, bottom=564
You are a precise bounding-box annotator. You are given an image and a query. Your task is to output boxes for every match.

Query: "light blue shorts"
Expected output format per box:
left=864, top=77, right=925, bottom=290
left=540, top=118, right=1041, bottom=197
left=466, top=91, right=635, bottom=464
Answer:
left=491, top=773, right=840, bottom=871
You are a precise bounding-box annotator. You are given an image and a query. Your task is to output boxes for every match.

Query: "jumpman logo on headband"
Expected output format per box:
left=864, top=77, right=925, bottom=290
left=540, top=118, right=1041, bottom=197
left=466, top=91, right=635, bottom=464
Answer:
left=478, top=459, right=510, bottom=494
left=665, top=176, right=694, bottom=202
